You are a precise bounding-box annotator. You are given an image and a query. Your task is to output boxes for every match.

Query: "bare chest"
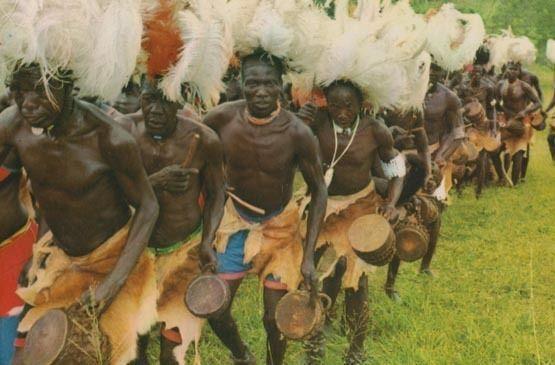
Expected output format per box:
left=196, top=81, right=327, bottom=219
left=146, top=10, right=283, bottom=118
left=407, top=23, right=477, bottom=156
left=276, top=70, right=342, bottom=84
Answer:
left=16, top=131, right=109, bottom=194
left=220, top=117, right=296, bottom=172
left=318, top=127, right=375, bottom=168
left=138, top=136, right=192, bottom=174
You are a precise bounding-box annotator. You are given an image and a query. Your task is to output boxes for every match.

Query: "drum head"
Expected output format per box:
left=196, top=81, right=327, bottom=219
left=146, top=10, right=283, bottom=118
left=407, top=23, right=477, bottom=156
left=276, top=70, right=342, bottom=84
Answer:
left=185, top=274, right=230, bottom=318
left=23, top=309, right=68, bottom=365
left=396, top=225, right=429, bottom=262
left=348, top=214, right=391, bottom=253
left=275, top=292, right=318, bottom=340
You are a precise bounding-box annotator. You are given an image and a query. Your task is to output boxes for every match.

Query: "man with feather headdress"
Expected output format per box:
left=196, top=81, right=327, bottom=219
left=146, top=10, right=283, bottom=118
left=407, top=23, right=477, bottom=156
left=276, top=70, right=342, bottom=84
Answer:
left=115, top=1, right=229, bottom=363
left=0, top=1, right=162, bottom=364
left=203, top=1, right=328, bottom=364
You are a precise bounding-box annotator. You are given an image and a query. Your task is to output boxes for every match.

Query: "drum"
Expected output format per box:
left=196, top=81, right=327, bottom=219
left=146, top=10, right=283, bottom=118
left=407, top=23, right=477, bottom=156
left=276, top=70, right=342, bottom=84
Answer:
left=501, top=119, right=525, bottom=138
left=348, top=214, right=396, bottom=266
left=275, top=291, right=331, bottom=340
left=529, top=111, right=546, bottom=131
left=23, top=305, right=110, bottom=365
left=185, top=273, right=231, bottom=318
left=395, top=219, right=430, bottom=263
left=416, top=195, right=440, bottom=225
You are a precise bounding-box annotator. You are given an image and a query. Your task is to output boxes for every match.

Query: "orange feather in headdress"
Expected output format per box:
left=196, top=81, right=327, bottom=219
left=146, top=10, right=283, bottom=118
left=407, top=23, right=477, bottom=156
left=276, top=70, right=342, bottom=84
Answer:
left=142, top=0, right=184, bottom=78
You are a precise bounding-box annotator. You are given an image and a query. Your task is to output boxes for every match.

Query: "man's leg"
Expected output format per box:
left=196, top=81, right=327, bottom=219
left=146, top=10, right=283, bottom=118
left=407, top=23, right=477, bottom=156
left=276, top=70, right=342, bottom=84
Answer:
left=489, top=150, right=507, bottom=185
left=263, top=281, right=288, bottom=365
left=384, top=256, right=402, bottom=302
left=511, top=151, right=524, bottom=186
left=548, top=133, right=555, bottom=161
left=521, top=144, right=530, bottom=180
left=345, top=275, right=369, bottom=365
left=475, top=150, right=487, bottom=198
left=130, top=334, right=150, bottom=365
left=420, top=213, right=441, bottom=275
left=208, top=278, right=254, bottom=363
left=305, top=256, right=347, bottom=365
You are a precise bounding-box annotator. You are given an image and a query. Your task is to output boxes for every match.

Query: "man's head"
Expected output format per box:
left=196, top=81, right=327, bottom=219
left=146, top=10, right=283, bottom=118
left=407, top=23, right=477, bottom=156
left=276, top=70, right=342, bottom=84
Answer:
left=470, top=65, right=484, bottom=84
left=429, top=63, right=446, bottom=88
left=113, top=82, right=141, bottom=114
left=324, top=80, right=363, bottom=128
left=10, top=64, right=73, bottom=129
left=241, top=51, right=284, bottom=118
left=506, top=62, right=521, bottom=82
left=141, top=78, right=180, bottom=139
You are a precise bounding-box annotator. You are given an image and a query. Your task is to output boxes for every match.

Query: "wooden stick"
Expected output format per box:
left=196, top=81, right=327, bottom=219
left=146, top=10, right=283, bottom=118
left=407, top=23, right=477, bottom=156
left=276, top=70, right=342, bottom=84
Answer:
left=181, top=133, right=201, bottom=168
left=226, top=190, right=266, bottom=215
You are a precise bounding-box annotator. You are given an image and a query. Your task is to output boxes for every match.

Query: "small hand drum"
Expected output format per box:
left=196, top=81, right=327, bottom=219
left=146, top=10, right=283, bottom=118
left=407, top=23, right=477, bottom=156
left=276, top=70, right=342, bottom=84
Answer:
left=395, top=220, right=430, bottom=262
left=530, top=111, right=546, bottom=131
left=23, top=305, right=109, bottom=365
left=23, top=309, right=68, bottom=365
left=348, top=214, right=396, bottom=266
left=416, top=196, right=440, bottom=225
left=185, top=273, right=231, bottom=318
left=275, top=291, right=331, bottom=340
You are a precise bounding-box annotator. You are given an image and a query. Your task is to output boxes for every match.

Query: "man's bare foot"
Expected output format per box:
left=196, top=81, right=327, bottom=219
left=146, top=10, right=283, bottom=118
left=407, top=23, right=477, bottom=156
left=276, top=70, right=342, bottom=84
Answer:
left=420, top=268, right=434, bottom=277
left=385, top=287, right=402, bottom=303
left=232, top=347, right=257, bottom=365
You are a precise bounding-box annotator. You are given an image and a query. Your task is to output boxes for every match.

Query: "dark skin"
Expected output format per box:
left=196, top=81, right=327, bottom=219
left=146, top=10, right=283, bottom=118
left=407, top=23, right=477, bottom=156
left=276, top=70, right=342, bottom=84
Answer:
left=0, top=68, right=159, bottom=311
left=118, top=81, right=225, bottom=364
left=424, top=67, right=465, bottom=166
left=112, top=83, right=141, bottom=115
left=456, top=66, right=504, bottom=195
left=496, top=63, right=542, bottom=185
left=548, top=88, right=555, bottom=161
left=305, top=83, right=403, bottom=364
left=519, top=67, right=543, bottom=101
left=204, top=60, right=327, bottom=365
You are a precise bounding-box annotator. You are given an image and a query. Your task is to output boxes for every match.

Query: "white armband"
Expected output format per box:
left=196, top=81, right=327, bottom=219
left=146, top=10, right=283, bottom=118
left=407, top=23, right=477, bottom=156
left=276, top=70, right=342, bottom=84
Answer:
left=380, top=154, right=406, bottom=179
left=453, top=125, right=466, bottom=139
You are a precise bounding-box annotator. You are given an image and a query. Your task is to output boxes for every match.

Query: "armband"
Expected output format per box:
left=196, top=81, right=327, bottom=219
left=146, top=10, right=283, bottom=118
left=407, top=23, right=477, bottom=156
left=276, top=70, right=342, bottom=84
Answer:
left=380, top=154, right=406, bottom=179
left=453, top=125, right=466, bottom=139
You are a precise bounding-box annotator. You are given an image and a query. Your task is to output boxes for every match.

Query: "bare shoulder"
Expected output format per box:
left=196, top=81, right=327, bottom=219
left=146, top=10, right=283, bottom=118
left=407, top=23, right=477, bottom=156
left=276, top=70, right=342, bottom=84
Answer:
left=177, top=116, right=221, bottom=150
left=289, top=110, right=316, bottom=140
left=203, top=100, right=245, bottom=130
left=81, top=101, right=139, bottom=161
left=0, top=105, right=23, bottom=142
left=368, top=116, right=393, bottom=143
left=440, top=84, right=462, bottom=108
left=114, top=114, right=137, bottom=134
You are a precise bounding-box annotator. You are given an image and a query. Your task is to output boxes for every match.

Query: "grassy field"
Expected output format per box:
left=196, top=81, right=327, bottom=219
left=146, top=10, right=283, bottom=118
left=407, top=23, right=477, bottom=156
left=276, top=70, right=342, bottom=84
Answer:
left=153, top=67, right=555, bottom=365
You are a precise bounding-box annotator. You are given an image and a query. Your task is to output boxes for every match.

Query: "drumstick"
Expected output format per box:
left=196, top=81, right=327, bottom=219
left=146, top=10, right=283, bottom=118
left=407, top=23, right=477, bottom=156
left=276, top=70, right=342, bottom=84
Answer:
left=181, top=133, right=201, bottom=168
left=226, top=190, right=266, bottom=215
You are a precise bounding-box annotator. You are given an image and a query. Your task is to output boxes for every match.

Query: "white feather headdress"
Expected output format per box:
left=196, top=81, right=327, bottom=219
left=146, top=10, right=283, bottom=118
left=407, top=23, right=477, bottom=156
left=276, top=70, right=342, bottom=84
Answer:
left=0, top=0, right=143, bottom=101
left=547, top=39, right=555, bottom=64
left=487, top=28, right=537, bottom=69
left=425, top=3, right=486, bottom=72
left=140, top=0, right=233, bottom=108
left=304, top=0, right=431, bottom=111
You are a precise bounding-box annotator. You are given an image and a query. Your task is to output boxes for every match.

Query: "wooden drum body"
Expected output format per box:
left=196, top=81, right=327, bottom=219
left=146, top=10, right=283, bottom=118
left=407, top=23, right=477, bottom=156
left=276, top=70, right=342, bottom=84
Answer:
left=185, top=273, right=231, bottom=319
left=395, top=219, right=430, bottom=263
left=348, top=214, right=396, bottom=266
left=23, top=306, right=110, bottom=365
left=275, top=291, right=331, bottom=340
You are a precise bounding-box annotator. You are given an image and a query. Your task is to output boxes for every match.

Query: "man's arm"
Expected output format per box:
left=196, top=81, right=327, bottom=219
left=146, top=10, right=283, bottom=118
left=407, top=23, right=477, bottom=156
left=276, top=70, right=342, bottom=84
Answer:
left=485, top=84, right=495, bottom=120
left=546, top=88, right=555, bottom=113
left=198, top=129, right=226, bottom=270
left=294, top=119, right=327, bottom=299
left=517, top=82, right=542, bottom=118
left=0, top=106, right=18, bottom=164
left=436, top=92, right=464, bottom=163
left=95, top=123, right=159, bottom=308
left=374, top=122, right=404, bottom=221
left=412, top=113, right=432, bottom=178
left=529, top=74, right=543, bottom=101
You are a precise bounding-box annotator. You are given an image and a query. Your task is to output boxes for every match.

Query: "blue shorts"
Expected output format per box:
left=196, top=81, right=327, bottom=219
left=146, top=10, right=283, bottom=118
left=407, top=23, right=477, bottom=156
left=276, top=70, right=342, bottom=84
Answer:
left=0, top=316, right=19, bottom=365
left=217, top=204, right=286, bottom=289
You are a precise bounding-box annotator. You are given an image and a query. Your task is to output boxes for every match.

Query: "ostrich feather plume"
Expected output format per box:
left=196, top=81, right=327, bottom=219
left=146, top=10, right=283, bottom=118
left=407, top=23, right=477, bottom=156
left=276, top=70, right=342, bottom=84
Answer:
left=425, top=3, right=485, bottom=72
left=487, top=28, right=537, bottom=69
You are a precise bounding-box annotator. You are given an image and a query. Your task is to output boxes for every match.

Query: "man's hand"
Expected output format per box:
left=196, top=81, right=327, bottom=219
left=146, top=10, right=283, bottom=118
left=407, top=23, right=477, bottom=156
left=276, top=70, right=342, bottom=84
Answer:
left=296, top=102, right=318, bottom=125
left=301, top=257, right=318, bottom=305
left=434, top=157, right=447, bottom=169
left=149, top=165, right=199, bottom=194
left=378, top=203, right=399, bottom=223
left=424, top=174, right=437, bottom=193
left=80, top=280, right=120, bottom=313
left=200, top=244, right=218, bottom=273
